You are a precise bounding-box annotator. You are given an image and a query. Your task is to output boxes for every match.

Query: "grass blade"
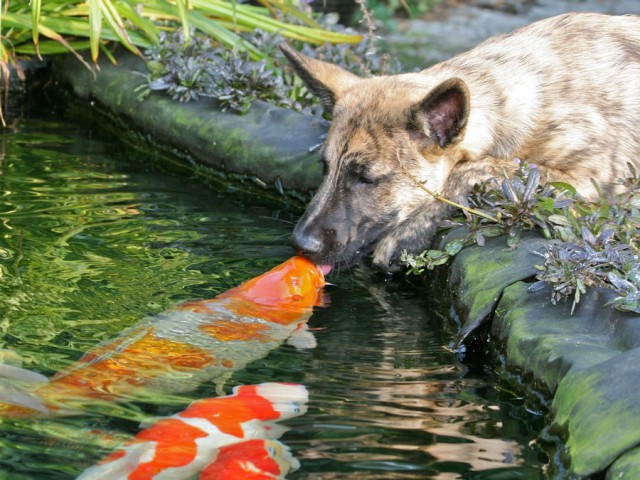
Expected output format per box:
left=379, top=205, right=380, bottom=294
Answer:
left=175, top=0, right=191, bottom=44
left=31, top=0, right=42, bottom=58
left=113, top=1, right=159, bottom=45
left=88, top=0, right=102, bottom=62
left=99, top=0, right=142, bottom=56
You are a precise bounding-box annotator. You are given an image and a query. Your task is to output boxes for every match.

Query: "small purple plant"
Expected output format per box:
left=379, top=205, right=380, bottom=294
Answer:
left=404, top=161, right=640, bottom=314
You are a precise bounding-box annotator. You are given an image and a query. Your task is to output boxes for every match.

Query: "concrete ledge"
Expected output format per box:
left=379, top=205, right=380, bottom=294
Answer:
left=53, top=53, right=328, bottom=200
left=443, top=231, right=640, bottom=477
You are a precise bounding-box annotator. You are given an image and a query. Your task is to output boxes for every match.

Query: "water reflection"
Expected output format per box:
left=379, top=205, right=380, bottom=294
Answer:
left=267, top=267, right=544, bottom=479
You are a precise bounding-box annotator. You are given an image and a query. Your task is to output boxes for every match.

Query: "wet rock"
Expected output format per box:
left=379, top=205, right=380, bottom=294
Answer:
left=553, top=348, right=640, bottom=476
left=491, top=283, right=630, bottom=392
left=442, top=231, right=550, bottom=344
left=449, top=235, right=640, bottom=476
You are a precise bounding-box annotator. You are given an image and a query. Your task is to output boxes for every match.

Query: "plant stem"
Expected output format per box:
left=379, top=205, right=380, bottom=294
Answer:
left=396, top=149, right=500, bottom=223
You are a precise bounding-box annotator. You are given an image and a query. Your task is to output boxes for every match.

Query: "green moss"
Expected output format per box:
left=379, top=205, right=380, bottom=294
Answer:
left=606, top=447, right=640, bottom=479
left=553, top=349, right=640, bottom=476
left=54, top=53, right=327, bottom=199
left=448, top=232, right=550, bottom=340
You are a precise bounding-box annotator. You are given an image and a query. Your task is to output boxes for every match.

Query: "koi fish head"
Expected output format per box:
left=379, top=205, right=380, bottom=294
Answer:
left=225, top=257, right=326, bottom=310
left=252, top=382, right=309, bottom=420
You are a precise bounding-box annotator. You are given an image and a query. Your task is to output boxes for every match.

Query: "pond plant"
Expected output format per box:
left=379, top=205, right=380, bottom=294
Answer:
left=0, top=0, right=361, bottom=63
left=138, top=2, right=403, bottom=114
left=0, top=0, right=363, bottom=123
left=139, top=22, right=402, bottom=114
left=401, top=160, right=640, bottom=314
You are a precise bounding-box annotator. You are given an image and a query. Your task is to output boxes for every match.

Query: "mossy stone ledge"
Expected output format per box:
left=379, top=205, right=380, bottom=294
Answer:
left=53, top=53, right=328, bottom=201
left=440, top=230, right=640, bottom=478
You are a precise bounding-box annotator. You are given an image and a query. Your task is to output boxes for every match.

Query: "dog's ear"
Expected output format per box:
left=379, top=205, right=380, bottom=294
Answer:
left=279, top=43, right=360, bottom=114
left=408, top=78, right=470, bottom=148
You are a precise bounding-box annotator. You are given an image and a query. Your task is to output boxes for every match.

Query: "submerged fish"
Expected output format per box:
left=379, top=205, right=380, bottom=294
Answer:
left=78, top=382, right=306, bottom=480
left=0, top=257, right=326, bottom=417
left=199, top=439, right=298, bottom=480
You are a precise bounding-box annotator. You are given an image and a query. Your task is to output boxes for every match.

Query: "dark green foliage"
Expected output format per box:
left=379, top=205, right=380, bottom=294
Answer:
left=141, top=29, right=292, bottom=113
left=403, top=160, right=640, bottom=314
left=140, top=19, right=402, bottom=114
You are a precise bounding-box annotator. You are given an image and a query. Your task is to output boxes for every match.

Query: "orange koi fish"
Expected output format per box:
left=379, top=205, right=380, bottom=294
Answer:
left=0, top=257, right=325, bottom=417
left=199, top=439, right=297, bottom=480
left=78, top=382, right=306, bottom=480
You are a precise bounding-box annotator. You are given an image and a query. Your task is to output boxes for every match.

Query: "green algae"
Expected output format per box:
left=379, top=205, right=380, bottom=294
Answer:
left=552, top=349, right=640, bottom=476
left=606, top=447, right=640, bottom=480
left=447, top=231, right=550, bottom=342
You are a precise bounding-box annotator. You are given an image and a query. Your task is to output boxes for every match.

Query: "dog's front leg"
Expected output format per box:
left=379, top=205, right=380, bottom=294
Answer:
left=372, top=201, right=454, bottom=272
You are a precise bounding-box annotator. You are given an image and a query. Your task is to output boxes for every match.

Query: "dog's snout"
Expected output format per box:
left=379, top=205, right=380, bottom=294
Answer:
left=291, top=230, right=324, bottom=257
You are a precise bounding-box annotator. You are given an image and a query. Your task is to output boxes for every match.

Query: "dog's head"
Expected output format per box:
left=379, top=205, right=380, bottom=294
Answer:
left=281, top=44, right=471, bottom=270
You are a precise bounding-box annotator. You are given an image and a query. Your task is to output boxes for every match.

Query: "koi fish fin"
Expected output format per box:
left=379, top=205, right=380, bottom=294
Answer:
left=0, top=363, right=49, bottom=384
left=77, top=442, right=152, bottom=480
left=214, top=372, right=234, bottom=396
left=252, top=383, right=309, bottom=421
left=0, top=380, right=50, bottom=415
left=286, top=323, right=317, bottom=350
left=259, top=421, right=289, bottom=440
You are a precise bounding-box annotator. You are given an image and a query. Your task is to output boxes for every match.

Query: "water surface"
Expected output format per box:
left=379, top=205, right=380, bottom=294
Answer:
left=0, top=105, right=545, bottom=478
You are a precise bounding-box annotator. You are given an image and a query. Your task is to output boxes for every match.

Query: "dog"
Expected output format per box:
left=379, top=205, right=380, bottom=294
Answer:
left=281, top=12, right=640, bottom=271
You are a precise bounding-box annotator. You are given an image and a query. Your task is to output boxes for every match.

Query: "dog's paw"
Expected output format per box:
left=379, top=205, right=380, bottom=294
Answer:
left=372, top=236, right=403, bottom=273
left=373, top=221, right=438, bottom=272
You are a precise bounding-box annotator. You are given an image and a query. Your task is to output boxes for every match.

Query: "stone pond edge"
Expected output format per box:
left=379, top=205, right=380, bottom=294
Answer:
left=53, top=53, right=329, bottom=203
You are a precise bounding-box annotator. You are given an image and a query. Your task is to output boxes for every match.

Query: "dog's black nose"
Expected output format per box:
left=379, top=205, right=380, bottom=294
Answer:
left=290, top=231, right=323, bottom=257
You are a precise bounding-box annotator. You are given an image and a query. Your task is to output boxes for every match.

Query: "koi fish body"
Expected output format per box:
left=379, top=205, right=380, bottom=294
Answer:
left=0, top=257, right=325, bottom=417
left=77, top=383, right=307, bottom=480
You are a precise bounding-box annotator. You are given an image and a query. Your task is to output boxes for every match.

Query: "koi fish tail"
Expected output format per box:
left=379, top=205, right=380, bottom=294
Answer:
left=0, top=358, right=51, bottom=417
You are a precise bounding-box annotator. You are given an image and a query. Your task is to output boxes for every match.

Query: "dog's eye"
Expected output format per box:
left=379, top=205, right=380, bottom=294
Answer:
left=351, top=164, right=376, bottom=185
left=357, top=174, right=375, bottom=185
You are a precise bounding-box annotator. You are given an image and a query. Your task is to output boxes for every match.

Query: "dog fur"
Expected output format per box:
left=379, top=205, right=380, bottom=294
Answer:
left=281, top=12, right=640, bottom=271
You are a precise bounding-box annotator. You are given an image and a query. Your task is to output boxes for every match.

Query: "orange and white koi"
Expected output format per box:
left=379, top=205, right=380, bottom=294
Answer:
left=78, top=382, right=306, bottom=480
left=0, top=257, right=325, bottom=417
left=199, top=439, right=298, bottom=480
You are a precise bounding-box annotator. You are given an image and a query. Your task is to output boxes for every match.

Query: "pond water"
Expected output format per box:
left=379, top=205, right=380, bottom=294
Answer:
left=0, top=102, right=546, bottom=478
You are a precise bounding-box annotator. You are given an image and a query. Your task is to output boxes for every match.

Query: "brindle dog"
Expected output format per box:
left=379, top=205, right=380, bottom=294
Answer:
left=281, top=12, right=640, bottom=271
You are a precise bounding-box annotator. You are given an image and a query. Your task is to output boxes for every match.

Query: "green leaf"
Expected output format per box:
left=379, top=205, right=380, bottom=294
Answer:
left=478, top=225, right=506, bottom=238
left=548, top=214, right=572, bottom=226
left=99, top=0, right=141, bottom=57
left=31, top=0, right=42, bottom=57
left=176, top=0, right=191, bottom=45
left=548, top=181, right=577, bottom=195
left=88, top=0, right=102, bottom=62
left=113, top=1, right=159, bottom=45
left=444, top=239, right=464, bottom=256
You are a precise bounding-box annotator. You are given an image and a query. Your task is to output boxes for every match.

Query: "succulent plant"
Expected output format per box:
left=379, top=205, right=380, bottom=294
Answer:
left=139, top=11, right=403, bottom=115
left=403, top=161, right=640, bottom=314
